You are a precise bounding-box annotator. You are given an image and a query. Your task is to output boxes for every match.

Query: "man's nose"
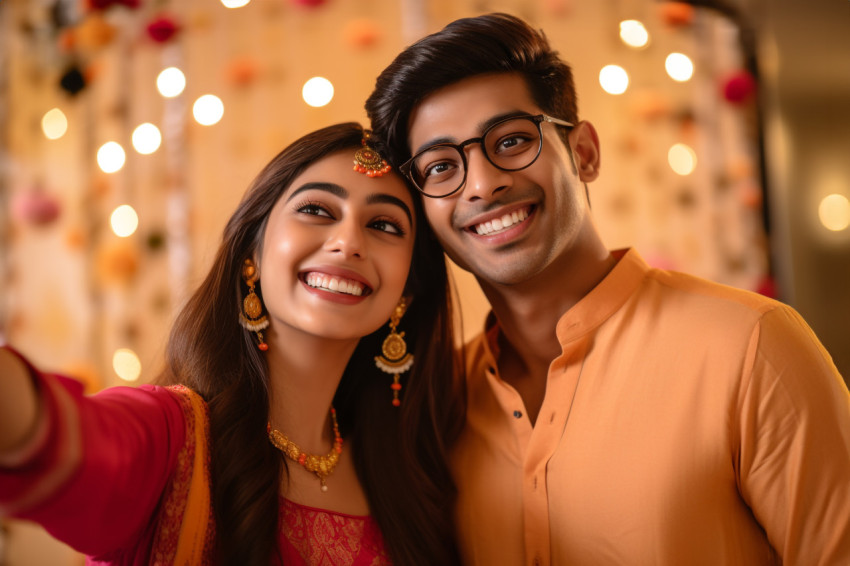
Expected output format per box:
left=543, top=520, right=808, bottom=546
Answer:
left=460, top=145, right=513, bottom=201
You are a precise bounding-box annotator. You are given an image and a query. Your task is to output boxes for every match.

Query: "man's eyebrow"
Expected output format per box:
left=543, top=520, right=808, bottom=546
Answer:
left=367, top=194, right=413, bottom=224
left=411, top=110, right=535, bottom=155
left=285, top=182, right=348, bottom=202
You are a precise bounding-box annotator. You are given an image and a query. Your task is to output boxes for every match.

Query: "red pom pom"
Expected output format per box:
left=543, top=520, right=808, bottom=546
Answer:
left=756, top=276, right=778, bottom=299
left=146, top=16, right=180, bottom=43
left=722, top=71, right=756, bottom=104
left=290, top=0, right=327, bottom=7
left=659, top=2, right=695, bottom=27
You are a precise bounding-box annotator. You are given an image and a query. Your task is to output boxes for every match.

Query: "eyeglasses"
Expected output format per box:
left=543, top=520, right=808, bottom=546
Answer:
left=399, top=114, right=574, bottom=199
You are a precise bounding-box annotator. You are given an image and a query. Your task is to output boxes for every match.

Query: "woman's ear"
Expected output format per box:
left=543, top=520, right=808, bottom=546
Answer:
left=570, top=121, right=601, bottom=182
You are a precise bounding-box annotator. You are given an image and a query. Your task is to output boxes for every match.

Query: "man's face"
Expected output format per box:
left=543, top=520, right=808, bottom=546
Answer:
left=407, top=73, right=598, bottom=288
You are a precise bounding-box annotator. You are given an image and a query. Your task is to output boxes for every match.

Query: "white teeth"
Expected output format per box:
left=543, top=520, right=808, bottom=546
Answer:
left=305, top=273, right=365, bottom=296
left=474, top=207, right=530, bottom=235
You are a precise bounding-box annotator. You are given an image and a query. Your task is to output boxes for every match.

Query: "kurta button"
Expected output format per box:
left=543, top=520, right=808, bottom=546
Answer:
left=513, top=410, right=522, bottom=418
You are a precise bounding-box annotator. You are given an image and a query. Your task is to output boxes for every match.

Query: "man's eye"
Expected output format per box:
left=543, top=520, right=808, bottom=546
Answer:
left=494, top=134, right=533, bottom=154
left=425, top=161, right=451, bottom=177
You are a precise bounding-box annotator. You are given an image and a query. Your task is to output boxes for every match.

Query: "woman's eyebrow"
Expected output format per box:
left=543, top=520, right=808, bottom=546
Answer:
left=285, top=182, right=348, bottom=202
left=367, top=194, right=413, bottom=225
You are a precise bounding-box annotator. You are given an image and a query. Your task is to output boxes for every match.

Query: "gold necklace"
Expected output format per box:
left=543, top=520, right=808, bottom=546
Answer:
left=267, top=407, right=343, bottom=492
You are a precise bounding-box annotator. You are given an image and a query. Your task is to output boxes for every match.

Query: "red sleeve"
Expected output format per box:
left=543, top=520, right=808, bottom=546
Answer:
left=0, top=347, right=187, bottom=557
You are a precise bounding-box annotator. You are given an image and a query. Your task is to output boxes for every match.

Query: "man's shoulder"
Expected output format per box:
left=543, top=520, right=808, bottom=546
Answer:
left=644, top=268, right=785, bottom=319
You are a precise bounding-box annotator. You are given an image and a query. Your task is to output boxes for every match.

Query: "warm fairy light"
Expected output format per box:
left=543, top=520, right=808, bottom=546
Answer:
left=113, top=348, right=142, bottom=382
left=599, top=65, right=629, bottom=95
left=620, top=20, right=650, bottom=48
left=221, top=0, right=250, bottom=7
left=302, top=77, right=334, bottom=107
left=42, top=108, right=69, bottom=140
left=157, top=67, right=186, bottom=98
left=193, top=94, right=224, bottom=125
left=110, top=204, right=139, bottom=237
left=97, top=141, right=126, bottom=173
left=132, top=123, right=162, bottom=154
left=818, top=194, right=850, bottom=232
left=665, top=53, right=695, bottom=82
left=668, top=143, right=697, bottom=176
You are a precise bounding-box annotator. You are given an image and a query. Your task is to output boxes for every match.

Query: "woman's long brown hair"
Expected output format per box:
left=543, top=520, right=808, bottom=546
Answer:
left=160, top=123, right=463, bottom=564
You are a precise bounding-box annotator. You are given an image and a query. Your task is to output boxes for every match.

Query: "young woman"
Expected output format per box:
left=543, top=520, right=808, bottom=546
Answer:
left=0, top=123, right=463, bottom=565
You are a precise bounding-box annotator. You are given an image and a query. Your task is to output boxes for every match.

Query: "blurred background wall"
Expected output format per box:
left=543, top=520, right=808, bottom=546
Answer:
left=0, top=0, right=847, bottom=563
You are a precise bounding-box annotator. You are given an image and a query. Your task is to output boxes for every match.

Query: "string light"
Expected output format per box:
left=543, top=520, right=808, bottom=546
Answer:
left=665, top=53, right=694, bottom=82
left=619, top=20, right=650, bottom=48
left=132, top=123, right=162, bottom=154
left=818, top=194, right=850, bottom=232
left=599, top=65, right=629, bottom=95
left=113, top=348, right=142, bottom=382
left=157, top=67, right=186, bottom=98
left=221, top=0, right=250, bottom=7
left=302, top=77, right=334, bottom=107
left=42, top=108, right=69, bottom=140
left=193, top=94, right=224, bottom=125
left=668, top=143, right=697, bottom=175
left=110, top=204, right=139, bottom=237
left=97, top=141, right=126, bottom=173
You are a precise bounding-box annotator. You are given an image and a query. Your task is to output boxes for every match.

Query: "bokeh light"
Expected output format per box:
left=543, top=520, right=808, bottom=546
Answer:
left=818, top=193, right=850, bottom=232
left=302, top=76, right=334, bottom=107
left=665, top=53, right=695, bottom=82
left=97, top=141, right=126, bottom=173
left=221, top=0, right=250, bottom=7
left=113, top=348, right=142, bottom=382
left=193, top=94, right=224, bottom=125
left=110, top=204, right=139, bottom=237
left=42, top=108, right=69, bottom=140
left=599, top=65, right=629, bottom=95
left=132, top=123, right=162, bottom=154
left=620, top=20, right=650, bottom=48
left=668, top=143, right=697, bottom=175
left=156, top=67, right=186, bottom=98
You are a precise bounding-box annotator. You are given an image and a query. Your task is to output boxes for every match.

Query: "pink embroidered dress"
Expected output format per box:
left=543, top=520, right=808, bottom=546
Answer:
left=0, top=348, right=390, bottom=565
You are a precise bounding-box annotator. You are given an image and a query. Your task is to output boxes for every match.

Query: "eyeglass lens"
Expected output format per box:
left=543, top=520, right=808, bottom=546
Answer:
left=410, top=116, right=543, bottom=197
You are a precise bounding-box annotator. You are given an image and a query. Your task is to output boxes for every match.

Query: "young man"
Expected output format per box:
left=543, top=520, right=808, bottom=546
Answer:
left=366, top=13, right=850, bottom=566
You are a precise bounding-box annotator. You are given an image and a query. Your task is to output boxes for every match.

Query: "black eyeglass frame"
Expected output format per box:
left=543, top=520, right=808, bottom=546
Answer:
left=399, top=113, right=575, bottom=199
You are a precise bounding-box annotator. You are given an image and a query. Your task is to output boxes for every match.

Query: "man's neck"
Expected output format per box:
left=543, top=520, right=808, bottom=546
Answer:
left=479, top=243, right=617, bottom=423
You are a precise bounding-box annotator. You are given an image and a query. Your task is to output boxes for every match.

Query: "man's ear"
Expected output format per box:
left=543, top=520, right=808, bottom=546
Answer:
left=570, top=121, right=601, bottom=182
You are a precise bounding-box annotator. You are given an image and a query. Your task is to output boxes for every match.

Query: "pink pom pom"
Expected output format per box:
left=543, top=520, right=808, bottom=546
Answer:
left=11, top=189, right=62, bottom=226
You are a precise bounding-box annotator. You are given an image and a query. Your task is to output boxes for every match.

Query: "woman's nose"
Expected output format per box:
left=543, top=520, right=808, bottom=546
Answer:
left=324, top=219, right=365, bottom=258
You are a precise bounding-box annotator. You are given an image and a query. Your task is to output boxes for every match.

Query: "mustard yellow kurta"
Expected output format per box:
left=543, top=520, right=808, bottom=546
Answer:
left=453, top=249, right=850, bottom=566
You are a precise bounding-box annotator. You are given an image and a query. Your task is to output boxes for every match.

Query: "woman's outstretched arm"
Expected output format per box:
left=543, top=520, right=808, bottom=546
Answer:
left=0, top=347, right=40, bottom=457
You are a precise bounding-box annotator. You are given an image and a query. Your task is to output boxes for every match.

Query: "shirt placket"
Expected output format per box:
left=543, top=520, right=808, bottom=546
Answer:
left=521, top=337, right=588, bottom=566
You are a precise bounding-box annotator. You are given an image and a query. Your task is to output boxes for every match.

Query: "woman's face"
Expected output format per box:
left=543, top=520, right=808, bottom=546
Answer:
left=258, top=149, right=416, bottom=343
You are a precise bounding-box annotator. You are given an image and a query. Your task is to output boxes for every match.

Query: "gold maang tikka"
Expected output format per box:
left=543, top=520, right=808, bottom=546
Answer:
left=374, top=298, right=414, bottom=407
left=353, top=130, right=391, bottom=178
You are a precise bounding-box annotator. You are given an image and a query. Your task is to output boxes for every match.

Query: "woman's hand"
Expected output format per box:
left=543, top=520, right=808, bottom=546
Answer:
left=0, top=348, right=41, bottom=456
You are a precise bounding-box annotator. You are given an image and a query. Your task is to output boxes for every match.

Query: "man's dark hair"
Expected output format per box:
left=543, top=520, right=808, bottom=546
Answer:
left=366, top=12, right=578, bottom=168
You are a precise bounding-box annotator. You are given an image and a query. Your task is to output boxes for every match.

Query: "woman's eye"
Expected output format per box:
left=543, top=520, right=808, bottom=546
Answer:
left=297, top=203, right=332, bottom=217
left=370, top=219, right=405, bottom=236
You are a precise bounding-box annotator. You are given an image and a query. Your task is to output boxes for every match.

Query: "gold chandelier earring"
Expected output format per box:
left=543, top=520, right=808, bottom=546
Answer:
left=374, top=297, right=414, bottom=407
left=239, top=258, right=269, bottom=351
